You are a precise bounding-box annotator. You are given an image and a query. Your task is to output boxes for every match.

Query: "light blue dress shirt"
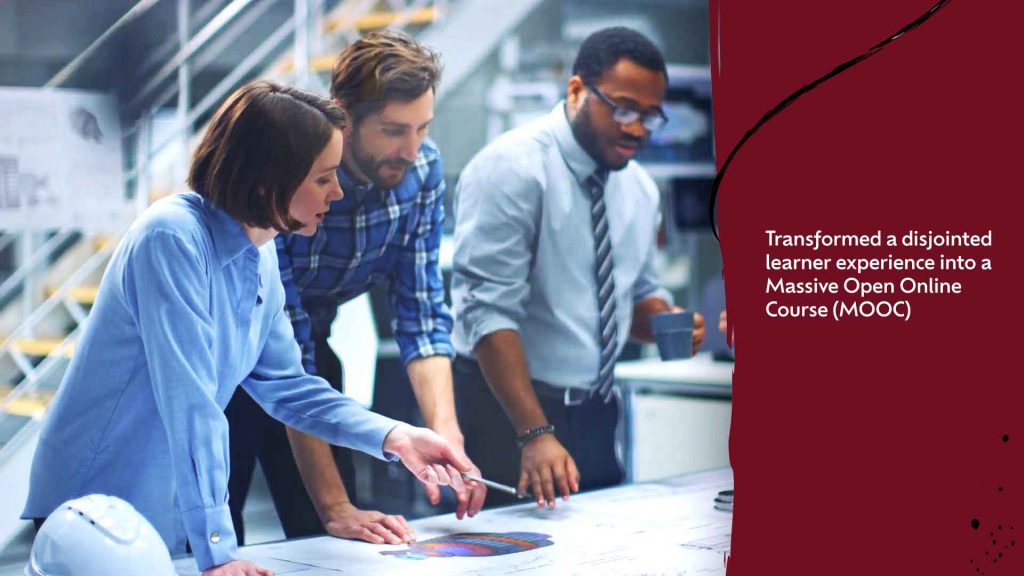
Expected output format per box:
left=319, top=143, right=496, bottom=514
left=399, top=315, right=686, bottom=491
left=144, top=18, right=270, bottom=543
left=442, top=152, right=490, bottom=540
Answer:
left=451, top=103, right=671, bottom=389
left=23, top=192, right=400, bottom=571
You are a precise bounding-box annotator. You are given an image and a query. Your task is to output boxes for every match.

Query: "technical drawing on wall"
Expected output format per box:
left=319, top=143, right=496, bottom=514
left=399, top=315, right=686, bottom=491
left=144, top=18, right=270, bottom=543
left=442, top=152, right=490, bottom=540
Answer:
left=0, top=88, right=125, bottom=231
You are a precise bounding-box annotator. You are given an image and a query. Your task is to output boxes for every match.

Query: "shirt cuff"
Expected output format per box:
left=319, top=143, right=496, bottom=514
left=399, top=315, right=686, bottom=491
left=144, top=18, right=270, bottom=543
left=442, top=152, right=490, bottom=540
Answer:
left=396, top=337, right=456, bottom=365
left=634, top=286, right=673, bottom=306
left=182, top=503, right=237, bottom=571
left=379, top=423, right=402, bottom=463
left=465, top=314, right=520, bottom=352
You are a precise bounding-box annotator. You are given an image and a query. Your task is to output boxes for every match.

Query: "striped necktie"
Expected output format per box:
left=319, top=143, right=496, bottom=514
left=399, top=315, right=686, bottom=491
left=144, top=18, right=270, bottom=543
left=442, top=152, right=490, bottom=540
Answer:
left=586, top=169, right=618, bottom=402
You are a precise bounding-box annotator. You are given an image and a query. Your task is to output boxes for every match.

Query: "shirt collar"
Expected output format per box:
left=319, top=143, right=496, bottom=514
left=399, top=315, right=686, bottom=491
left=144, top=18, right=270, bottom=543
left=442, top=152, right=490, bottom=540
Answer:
left=550, top=101, right=600, bottom=185
left=187, top=192, right=256, bottom=267
left=338, top=164, right=376, bottom=202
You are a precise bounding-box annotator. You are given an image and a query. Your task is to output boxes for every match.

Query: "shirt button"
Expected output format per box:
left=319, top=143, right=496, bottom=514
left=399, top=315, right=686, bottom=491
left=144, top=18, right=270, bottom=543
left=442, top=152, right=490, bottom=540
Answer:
left=210, top=531, right=221, bottom=544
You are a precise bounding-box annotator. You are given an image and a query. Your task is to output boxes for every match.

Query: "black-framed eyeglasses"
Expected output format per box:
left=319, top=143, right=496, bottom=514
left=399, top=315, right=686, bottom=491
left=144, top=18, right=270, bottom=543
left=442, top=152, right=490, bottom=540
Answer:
left=585, top=83, right=668, bottom=132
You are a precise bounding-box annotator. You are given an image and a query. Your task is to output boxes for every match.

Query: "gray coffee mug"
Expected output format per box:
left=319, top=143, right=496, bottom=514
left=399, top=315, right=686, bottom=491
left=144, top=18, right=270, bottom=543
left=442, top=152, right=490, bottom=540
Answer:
left=651, top=311, right=695, bottom=360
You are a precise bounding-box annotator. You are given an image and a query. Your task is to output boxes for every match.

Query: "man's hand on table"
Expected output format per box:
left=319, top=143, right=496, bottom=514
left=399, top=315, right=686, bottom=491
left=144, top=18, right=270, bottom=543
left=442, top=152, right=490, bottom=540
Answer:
left=322, top=500, right=415, bottom=544
left=518, top=433, right=579, bottom=509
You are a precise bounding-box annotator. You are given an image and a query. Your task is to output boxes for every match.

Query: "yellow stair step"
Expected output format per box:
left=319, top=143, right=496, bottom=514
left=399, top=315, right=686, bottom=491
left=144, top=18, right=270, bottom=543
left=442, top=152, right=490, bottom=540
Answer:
left=8, top=338, right=75, bottom=358
left=0, top=385, right=56, bottom=418
left=285, top=7, right=440, bottom=75
left=326, top=6, right=438, bottom=34
left=3, top=393, right=53, bottom=418
left=309, top=54, right=338, bottom=73
left=92, top=235, right=113, bottom=251
left=45, top=285, right=99, bottom=305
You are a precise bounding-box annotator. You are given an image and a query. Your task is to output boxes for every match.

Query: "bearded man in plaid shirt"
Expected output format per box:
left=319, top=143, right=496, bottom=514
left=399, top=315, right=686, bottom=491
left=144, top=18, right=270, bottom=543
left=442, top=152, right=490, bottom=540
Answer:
left=224, top=31, right=486, bottom=547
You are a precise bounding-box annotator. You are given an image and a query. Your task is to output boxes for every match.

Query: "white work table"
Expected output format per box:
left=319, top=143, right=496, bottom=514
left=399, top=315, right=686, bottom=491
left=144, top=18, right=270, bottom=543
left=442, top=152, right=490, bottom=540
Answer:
left=174, top=468, right=733, bottom=575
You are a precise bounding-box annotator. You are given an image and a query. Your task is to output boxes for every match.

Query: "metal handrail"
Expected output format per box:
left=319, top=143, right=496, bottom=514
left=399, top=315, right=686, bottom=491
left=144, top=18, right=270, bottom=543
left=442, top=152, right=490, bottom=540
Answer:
left=125, top=0, right=426, bottom=186
left=135, top=0, right=233, bottom=80
left=128, top=0, right=259, bottom=110
left=0, top=234, right=120, bottom=357
left=122, top=17, right=297, bottom=189
left=0, top=326, right=80, bottom=413
left=0, top=233, right=16, bottom=255
left=191, top=18, right=297, bottom=125
left=0, top=231, right=76, bottom=306
left=0, top=415, right=41, bottom=471
left=142, top=0, right=281, bottom=120
left=0, top=233, right=122, bottom=415
left=44, top=0, right=163, bottom=88
left=126, top=6, right=300, bottom=185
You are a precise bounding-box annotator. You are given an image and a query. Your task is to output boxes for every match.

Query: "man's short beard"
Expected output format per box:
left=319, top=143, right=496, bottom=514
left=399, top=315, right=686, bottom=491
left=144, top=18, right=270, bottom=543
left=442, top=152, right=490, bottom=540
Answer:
left=570, top=99, right=610, bottom=169
left=348, top=125, right=411, bottom=189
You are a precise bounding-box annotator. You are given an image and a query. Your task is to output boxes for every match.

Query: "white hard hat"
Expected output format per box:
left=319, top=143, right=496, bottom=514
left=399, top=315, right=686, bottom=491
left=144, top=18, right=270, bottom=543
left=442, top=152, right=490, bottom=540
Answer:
left=25, top=494, right=176, bottom=576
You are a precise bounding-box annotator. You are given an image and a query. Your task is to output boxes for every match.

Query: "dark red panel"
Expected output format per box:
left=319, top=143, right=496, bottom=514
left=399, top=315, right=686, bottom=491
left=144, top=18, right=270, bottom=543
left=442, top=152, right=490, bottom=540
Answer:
left=712, top=1, right=1023, bottom=573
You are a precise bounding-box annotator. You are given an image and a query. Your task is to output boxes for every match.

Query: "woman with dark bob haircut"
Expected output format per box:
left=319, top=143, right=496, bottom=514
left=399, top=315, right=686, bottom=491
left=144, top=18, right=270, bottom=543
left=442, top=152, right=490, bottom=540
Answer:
left=23, top=81, right=471, bottom=576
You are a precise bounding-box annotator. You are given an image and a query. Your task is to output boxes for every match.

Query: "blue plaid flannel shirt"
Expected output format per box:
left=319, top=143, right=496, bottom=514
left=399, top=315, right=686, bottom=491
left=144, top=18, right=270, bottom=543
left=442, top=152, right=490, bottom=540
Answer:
left=276, top=139, right=454, bottom=373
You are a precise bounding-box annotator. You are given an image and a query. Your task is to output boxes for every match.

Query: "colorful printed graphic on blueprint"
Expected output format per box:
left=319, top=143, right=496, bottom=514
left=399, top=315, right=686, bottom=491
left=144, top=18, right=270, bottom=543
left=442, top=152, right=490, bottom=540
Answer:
left=381, top=532, right=554, bottom=560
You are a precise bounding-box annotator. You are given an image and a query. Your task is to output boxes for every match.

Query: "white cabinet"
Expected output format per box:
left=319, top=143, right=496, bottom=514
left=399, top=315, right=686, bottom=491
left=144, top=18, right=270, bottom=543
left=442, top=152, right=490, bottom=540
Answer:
left=617, top=353, right=733, bottom=482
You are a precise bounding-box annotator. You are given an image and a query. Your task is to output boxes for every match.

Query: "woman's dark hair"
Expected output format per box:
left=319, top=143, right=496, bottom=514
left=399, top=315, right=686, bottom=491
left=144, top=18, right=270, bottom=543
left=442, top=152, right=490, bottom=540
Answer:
left=188, top=80, right=347, bottom=232
left=571, top=27, right=667, bottom=85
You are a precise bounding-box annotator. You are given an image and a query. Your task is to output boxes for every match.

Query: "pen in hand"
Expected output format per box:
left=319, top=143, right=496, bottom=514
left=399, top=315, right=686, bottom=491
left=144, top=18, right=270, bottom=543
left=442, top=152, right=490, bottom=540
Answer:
left=461, top=472, right=529, bottom=499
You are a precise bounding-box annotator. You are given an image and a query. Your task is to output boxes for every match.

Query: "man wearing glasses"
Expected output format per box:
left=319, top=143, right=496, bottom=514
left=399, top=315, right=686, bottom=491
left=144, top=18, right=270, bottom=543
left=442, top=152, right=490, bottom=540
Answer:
left=450, top=26, right=705, bottom=509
